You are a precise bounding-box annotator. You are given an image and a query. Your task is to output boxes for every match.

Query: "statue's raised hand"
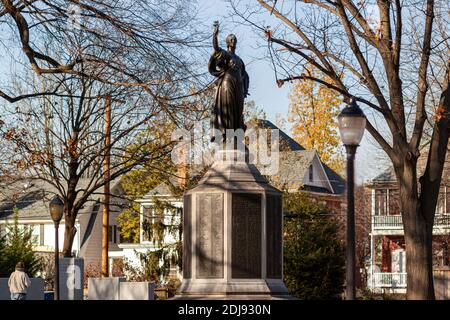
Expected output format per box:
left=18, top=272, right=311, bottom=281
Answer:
left=213, top=21, right=219, bottom=36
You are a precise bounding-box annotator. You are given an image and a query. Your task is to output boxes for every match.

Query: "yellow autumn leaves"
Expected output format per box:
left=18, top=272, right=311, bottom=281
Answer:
left=288, top=66, right=345, bottom=175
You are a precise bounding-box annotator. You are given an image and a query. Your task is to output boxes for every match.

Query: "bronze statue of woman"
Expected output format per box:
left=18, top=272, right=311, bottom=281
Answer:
left=209, top=22, right=249, bottom=141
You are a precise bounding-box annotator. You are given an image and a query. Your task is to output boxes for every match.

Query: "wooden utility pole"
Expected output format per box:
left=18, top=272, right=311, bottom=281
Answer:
left=101, top=95, right=111, bottom=277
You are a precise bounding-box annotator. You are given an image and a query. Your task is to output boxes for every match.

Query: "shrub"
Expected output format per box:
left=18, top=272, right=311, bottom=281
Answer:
left=0, top=208, right=43, bottom=277
left=283, top=193, right=345, bottom=299
left=84, top=262, right=101, bottom=289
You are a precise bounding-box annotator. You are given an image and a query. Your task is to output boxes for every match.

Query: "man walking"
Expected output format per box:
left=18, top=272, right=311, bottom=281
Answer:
left=8, top=262, right=31, bottom=300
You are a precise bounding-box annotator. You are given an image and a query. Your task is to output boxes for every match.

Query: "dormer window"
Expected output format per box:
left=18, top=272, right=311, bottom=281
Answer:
left=309, top=164, right=313, bottom=182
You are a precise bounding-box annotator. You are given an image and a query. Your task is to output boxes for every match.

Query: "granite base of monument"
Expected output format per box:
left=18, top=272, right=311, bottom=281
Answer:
left=176, top=150, right=290, bottom=299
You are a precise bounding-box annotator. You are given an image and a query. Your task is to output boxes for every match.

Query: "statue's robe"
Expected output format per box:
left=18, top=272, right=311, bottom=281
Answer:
left=208, top=48, right=249, bottom=137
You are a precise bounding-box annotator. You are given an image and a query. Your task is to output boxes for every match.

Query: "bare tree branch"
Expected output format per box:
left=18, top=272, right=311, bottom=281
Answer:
left=410, top=0, right=435, bottom=151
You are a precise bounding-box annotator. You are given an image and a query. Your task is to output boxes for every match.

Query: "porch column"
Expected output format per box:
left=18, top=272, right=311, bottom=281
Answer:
left=370, top=233, right=375, bottom=288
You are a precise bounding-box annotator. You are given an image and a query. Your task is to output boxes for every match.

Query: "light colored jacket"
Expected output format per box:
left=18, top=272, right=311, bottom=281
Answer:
left=8, top=270, right=31, bottom=294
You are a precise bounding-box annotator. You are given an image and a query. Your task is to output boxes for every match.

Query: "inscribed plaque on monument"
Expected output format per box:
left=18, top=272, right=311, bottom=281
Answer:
left=196, top=193, right=224, bottom=278
left=232, top=193, right=262, bottom=278
left=266, top=194, right=282, bottom=278
left=183, top=195, right=192, bottom=278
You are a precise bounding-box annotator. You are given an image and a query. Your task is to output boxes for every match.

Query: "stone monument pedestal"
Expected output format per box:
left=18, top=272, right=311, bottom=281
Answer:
left=177, top=150, right=289, bottom=298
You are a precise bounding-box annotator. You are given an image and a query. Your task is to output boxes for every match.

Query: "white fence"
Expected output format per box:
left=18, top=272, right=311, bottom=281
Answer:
left=370, top=272, right=407, bottom=288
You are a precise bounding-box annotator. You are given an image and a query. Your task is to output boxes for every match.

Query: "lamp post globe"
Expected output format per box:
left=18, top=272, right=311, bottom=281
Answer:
left=338, top=98, right=366, bottom=300
left=49, top=194, right=64, bottom=300
left=50, top=195, right=64, bottom=223
left=338, top=98, right=366, bottom=147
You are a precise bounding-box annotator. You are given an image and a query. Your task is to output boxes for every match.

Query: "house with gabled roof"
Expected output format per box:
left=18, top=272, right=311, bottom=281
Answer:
left=256, top=119, right=346, bottom=213
left=0, top=178, right=127, bottom=272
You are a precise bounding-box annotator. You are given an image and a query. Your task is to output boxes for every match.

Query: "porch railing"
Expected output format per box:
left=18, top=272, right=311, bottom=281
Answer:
left=373, top=215, right=403, bottom=229
left=373, top=214, right=450, bottom=230
left=370, top=272, right=407, bottom=288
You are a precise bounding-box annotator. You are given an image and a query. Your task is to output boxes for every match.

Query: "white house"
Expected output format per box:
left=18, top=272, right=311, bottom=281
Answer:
left=115, top=182, right=183, bottom=281
left=0, top=178, right=126, bottom=273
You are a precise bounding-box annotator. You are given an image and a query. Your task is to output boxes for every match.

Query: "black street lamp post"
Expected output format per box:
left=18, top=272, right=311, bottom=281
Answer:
left=50, top=195, right=64, bottom=301
left=338, top=98, right=366, bottom=300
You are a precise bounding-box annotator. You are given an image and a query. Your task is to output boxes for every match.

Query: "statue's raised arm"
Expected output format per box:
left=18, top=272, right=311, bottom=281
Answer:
left=213, top=21, right=220, bottom=52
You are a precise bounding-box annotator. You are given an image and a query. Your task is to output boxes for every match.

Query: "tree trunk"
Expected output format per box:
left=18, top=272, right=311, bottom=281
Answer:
left=62, top=209, right=78, bottom=257
left=397, top=160, right=435, bottom=299
left=404, top=71, right=450, bottom=299
left=403, top=205, right=435, bottom=299
left=63, top=153, right=80, bottom=257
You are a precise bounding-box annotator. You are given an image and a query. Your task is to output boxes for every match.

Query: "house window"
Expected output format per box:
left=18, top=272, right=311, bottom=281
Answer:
left=388, top=189, right=400, bottom=215
left=309, top=164, right=313, bottom=182
left=444, top=245, right=450, bottom=266
left=40, top=224, right=45, bottom=246
left=444, top=186, right=450, bottom=213
left=375, top=189, right=388, bottom=215
left=433, top=244, right=449, bottom=267
left=142, top=205, right=167, bottom=242
left=436, top=186, right=447, bottom=214
left=29, top=224, right=40, bottom=245
left=108, top=225, right=117, bottom=244
left=142, top=206, right=153, bottom=242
